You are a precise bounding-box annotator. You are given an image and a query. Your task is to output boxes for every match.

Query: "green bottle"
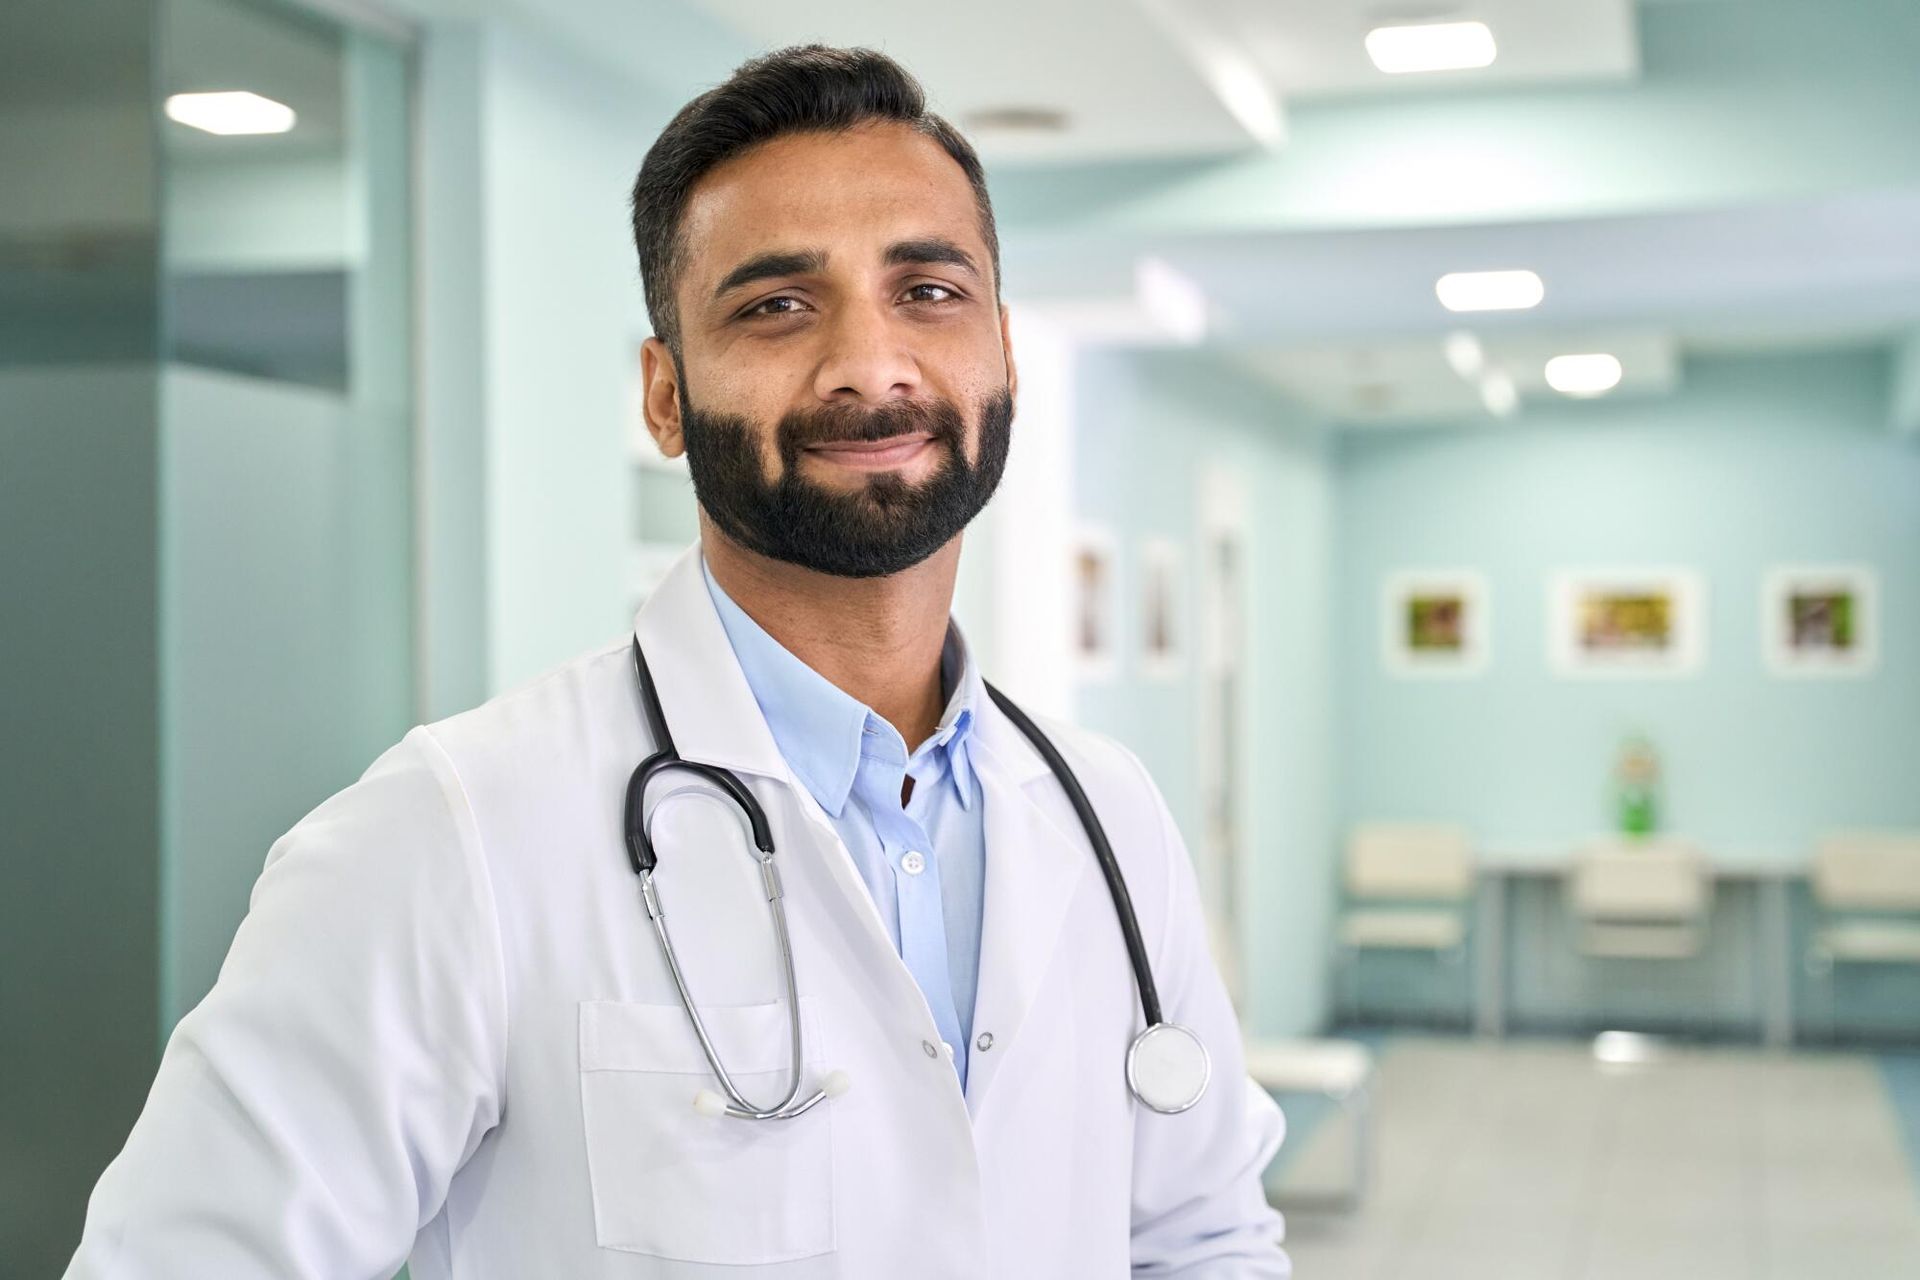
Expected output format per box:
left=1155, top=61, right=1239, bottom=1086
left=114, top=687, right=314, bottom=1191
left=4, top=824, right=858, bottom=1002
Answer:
left=1615, top=735, right=1660, bottom=838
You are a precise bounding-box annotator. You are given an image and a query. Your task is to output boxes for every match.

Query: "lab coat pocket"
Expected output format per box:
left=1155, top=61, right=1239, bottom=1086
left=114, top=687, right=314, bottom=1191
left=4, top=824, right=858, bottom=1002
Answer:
left=578, top=996, right=836, bottom=1264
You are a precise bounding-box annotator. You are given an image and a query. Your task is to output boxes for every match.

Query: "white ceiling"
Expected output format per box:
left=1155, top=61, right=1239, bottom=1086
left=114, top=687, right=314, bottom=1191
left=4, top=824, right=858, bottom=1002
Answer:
left=1196, top=0, right=1639, bottom=100
left=688, top=0, right=1256, bottom=162
left=681, top=0, right=1643, bottom=161
left=219, top=0, right=1920, bottom=425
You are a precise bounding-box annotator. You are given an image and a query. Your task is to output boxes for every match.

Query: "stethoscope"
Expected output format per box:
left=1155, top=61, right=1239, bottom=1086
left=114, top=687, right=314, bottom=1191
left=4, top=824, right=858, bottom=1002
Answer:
left=623, top=636, right=1212, bottom=1120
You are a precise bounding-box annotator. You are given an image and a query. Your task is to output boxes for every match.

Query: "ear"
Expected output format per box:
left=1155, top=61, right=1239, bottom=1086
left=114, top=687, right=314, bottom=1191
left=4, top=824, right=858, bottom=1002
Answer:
left=640, top=335, right=685, bottom=458
left=999, top=302, right=1019, bottom=409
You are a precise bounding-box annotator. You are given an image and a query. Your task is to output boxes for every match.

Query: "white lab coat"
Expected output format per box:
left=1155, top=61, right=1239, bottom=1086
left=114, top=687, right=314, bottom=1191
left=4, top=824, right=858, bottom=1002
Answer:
left=67, top=543, right=1288, bottom=1278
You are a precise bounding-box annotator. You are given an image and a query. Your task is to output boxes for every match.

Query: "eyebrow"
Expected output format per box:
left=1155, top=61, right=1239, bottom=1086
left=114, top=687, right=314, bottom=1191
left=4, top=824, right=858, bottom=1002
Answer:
left=710, top=237, right=982, bottom=303
left=884, top=237, right=981, bottom=280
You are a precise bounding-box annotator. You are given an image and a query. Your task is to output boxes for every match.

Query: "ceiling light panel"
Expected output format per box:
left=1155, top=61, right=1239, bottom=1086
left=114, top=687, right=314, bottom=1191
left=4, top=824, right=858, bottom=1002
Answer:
left=1544, top=352, right=1625, bottom=396
left=1365, top=21, right=1498, bottom=75
left=1436, top=270, right=1545, bottom=313
left=165, top=91, right=296, bottom=136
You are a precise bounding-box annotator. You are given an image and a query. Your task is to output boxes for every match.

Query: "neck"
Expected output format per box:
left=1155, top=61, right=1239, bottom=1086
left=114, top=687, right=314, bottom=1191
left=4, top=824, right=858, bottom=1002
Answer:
left=699, top=514, right=962, bottom=749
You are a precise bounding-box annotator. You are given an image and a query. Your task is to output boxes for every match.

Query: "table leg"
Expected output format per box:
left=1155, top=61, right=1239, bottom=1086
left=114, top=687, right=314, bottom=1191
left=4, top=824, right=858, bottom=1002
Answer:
left=1476, top=872, right=1506, bottom=1038
left=1761, top=877, right=1793, bottom=1049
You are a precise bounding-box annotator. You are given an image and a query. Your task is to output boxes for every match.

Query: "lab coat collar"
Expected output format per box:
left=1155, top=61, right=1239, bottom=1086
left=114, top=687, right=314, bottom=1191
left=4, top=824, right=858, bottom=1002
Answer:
left=635, top=540, right=1056, bottom=791
left=631, top=543, right=795, bottom=784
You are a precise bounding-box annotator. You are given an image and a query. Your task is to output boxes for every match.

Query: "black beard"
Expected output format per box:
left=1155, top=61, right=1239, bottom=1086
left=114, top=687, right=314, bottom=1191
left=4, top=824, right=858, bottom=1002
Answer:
left=678, top=386, right=1014, bottom=579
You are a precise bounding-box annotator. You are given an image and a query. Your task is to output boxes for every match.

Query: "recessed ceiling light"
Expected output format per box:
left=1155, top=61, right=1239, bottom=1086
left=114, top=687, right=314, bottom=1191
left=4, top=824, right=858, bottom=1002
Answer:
left=1443, top=331, right=1485, bottom=378
left=1135, top=256, right=1208, bottom=345
left=1545, top=353, right=1624, bottom=397
left=1435, top=269, right=1544, bottom=313
left=1479, top=368, right=1518, bottom=417
left=164, top=91, right=296, bottom=136
left=1365, top=21, right=1498, bottom=75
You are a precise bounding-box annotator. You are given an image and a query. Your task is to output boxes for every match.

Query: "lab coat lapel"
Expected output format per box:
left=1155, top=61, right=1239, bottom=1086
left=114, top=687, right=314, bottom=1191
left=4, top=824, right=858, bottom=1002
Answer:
left=632, top=542, right=790, bottom=784
left=630, top=542, right=918, bottom=997
left=964, top=694, right=1092, bottom=1117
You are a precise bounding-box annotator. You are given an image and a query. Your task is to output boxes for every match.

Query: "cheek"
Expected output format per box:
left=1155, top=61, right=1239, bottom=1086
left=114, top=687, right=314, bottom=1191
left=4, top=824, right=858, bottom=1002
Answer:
left=690, top=366, right=789, bottom=481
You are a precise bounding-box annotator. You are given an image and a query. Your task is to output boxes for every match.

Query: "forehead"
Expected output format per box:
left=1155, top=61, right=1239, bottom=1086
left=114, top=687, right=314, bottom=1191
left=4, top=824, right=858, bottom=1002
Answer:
left=678, top=122, right=987, bottom=288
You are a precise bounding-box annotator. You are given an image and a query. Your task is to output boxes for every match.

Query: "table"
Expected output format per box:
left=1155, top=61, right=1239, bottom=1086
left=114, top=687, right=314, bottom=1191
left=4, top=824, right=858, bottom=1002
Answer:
left=1471, top=853, right=1798, bottom=1048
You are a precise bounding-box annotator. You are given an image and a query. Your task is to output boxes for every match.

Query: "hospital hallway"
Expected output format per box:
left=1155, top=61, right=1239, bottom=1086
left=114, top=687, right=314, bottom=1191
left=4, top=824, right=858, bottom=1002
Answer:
left=1270, top=1036, right=1920, bottom=1279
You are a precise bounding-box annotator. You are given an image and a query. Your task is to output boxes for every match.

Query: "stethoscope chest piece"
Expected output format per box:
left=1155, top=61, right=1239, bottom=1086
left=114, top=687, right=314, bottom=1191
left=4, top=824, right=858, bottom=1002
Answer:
left=1126, top=1022, right=1211, bottom=1115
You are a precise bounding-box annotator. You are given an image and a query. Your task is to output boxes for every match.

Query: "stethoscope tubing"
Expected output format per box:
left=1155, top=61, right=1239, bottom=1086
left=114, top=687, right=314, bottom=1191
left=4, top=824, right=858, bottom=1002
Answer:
left=625, top=635, right=1201, bottom=1118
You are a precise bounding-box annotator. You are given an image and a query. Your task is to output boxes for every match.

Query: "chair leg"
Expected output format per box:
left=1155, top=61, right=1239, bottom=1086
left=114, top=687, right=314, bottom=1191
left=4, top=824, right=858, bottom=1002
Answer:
left=1348, top=1080, right=1373, bottom=1210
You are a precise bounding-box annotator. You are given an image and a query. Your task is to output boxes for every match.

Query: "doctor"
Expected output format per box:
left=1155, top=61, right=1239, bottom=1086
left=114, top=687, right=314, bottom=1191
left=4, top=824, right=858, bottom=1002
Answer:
left=67, top=43, right=1288, bottom=1278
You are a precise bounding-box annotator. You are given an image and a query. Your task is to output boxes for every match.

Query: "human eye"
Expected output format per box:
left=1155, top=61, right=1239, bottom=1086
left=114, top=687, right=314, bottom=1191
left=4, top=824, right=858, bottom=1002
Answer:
left=902, top=281, right=962, bottom=305
left=743, top=294, right=810, bottom=319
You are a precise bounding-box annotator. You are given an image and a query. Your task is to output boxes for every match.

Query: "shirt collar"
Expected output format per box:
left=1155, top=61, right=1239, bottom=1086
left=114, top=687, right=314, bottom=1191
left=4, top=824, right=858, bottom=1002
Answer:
left=700, top=552, right=980, bottom=819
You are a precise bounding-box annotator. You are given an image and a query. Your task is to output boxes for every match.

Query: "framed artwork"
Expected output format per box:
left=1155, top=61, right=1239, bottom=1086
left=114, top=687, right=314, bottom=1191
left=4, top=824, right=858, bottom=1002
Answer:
left=1139, top=537, right=1184, bottom=680
left=1382, top=569, right=1489, bottom=677
left=1762, top=564, right=1878, bottom=677
left=1071, top=525, right=1120, bottom=682
left=1549, top=567, right=1705, bottom=677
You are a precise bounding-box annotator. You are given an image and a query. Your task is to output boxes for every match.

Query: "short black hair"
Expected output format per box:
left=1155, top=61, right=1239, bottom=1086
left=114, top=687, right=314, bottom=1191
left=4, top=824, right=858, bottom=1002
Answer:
left=629, top=44, right=1001, bottom=357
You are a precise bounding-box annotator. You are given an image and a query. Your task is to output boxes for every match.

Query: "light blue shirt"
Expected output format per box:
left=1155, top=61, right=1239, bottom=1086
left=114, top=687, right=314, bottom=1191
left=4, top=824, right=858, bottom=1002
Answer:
left=701, top=555, right=986, bottom=1090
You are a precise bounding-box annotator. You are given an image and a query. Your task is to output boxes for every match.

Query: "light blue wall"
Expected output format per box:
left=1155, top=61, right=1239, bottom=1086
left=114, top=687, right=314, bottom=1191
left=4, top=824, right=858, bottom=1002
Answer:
left=418, top=19, right=673, bottom=712
left=1336, top=349, right=1920, bottom=863
left=1071, top=348, right=1336, bottom=1037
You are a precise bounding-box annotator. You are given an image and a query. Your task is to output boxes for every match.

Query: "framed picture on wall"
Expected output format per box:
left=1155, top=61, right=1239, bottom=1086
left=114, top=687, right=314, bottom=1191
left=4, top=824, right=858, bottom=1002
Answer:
left=1139, top=536, right=1184, bottom=681
left=1382, top=569, right=1489, bottom=677
left=1548, top=567, right=1706, bottom=677
left=1071, top=525, right=1120, bottom=682
left=1762, top=564, right=1878, bottom=677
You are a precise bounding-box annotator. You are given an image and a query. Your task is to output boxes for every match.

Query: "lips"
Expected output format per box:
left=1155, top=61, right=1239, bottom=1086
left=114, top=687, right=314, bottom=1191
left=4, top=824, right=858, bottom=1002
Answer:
left=803, top=433, right=936, bottom=468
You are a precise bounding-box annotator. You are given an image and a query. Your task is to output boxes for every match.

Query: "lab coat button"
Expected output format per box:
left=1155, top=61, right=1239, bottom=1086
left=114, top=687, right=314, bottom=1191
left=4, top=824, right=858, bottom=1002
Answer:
left=922, top=1039, right=938, bottom=1058
left=976, top=1032, right=993, bottom=1051
left=901, top=850, right=926, bottom=875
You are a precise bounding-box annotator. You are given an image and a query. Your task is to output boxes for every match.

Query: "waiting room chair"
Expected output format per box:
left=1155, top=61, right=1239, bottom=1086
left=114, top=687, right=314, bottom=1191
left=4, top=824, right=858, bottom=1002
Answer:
left=1334, top=823, right=1475, bottom=1023
left=1805, top=831, right=1920, bottom=1039
left=1568, top=837, right=1713, bottom=959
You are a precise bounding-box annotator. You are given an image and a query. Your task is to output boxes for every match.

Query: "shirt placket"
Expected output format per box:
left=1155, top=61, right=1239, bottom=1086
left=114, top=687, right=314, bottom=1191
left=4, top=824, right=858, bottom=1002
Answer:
left=854, top=739, right=967, bottom=1088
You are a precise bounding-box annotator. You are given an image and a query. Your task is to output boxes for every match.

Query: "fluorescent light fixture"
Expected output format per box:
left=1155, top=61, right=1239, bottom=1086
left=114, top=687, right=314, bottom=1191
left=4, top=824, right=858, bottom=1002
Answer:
left=1443, top=331, right=1485, bottom=378
left=1436, top=269, right=1544, bottom=313
left=1366, top=21, right=1498, bottom=74
left=1545, top=352, right=1624, bottom=397
left=165, top=91, right=296, bottom=136
left=1479, top=368, right=1518, bottom=417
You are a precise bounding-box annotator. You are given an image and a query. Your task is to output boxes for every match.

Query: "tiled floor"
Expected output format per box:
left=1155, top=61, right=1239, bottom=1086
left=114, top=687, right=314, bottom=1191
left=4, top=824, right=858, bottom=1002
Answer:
left=1270, top=1037, right=1920, bottom=1280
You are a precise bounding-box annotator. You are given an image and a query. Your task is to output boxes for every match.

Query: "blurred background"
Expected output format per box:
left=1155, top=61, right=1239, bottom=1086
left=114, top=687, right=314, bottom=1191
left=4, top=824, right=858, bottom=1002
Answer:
left=4, top=0, right=1919, bottom=1275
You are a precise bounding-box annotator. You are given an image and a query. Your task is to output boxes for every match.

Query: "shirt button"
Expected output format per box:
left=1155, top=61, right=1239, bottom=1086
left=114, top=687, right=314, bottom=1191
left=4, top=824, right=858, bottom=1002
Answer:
left=976, top=1032, right=994, bottom=1052
left=941, top=1041, right=954, bottom=1058
left=901, top=850, right=927, bottom=876
left=922, top=1039, right=938, bottom=1058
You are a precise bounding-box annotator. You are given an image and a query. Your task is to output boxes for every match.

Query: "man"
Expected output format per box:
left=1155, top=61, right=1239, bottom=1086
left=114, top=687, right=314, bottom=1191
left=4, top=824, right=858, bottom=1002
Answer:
left=67, top=45, right=1288, bottom=1277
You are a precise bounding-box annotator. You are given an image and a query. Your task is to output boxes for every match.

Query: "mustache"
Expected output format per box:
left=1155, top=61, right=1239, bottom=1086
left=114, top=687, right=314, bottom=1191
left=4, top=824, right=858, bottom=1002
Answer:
left=778, top=397, right=965, bottom=452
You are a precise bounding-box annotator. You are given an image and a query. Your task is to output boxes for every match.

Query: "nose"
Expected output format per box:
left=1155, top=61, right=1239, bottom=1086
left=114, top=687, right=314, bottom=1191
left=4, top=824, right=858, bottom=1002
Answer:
left=812, top=298, right=921, bottom=405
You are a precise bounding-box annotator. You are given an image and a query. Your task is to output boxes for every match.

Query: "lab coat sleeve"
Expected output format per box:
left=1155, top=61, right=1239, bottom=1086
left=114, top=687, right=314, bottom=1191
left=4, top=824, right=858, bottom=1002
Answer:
left=64, top=726, right=509, bottom=1279
left=1117, top=745, right=1290, bottom=1278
